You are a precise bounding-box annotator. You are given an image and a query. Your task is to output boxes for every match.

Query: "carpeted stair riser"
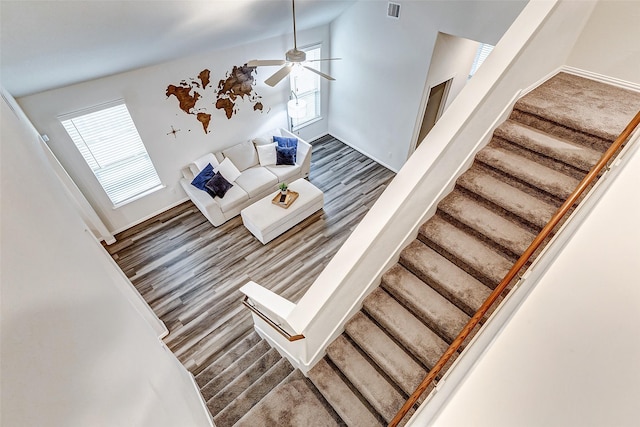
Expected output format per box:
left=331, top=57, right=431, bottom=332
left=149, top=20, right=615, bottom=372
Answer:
left=208, top=347, right=282, bottom=415
left=236, top=370, right=343, bottom=427
left=308, top=358, right=384, bottom=427
left=201, top=339, right=271, bottom=401
left=198, top=73, right=640, bottom=425
left=325, top=334, right=406, bottom=423
left=195, top=331, right=261, bottom=388
left=455, top=167, right=558, bottom=229
left=509, top=109, right=612, bottom=153
left=437, top=191, right=536, bottom=258
left=418, top=215, right=513, bottom=288
left=398, top=243, right=492, bottom=317
left=213, top=357, right=295, bottom=426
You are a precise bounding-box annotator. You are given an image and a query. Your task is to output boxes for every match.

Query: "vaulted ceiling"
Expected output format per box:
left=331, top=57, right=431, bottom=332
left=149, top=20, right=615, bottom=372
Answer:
left=0, top=0, right=356, bottom=97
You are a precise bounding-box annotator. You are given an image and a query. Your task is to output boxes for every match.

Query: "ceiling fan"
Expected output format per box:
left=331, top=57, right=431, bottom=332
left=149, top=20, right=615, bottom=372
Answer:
left=248, top=0, right=340, bottom=87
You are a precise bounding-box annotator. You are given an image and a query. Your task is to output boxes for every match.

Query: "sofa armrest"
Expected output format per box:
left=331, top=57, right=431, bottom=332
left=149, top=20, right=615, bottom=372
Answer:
left=280, top=129, right=312, bottom=177
left=179, top=178, right=226, bottom=226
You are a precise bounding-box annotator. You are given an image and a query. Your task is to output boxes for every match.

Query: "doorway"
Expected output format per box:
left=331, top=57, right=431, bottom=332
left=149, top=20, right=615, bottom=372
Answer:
left=416, top=78, right=452, bottom=148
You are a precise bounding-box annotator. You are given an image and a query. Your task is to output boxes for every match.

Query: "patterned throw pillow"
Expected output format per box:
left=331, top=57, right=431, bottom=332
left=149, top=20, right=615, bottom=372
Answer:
left=190, top=163, right=215, bottom=191
left=274, top=135, right=298, bottom=148
left=204, top=172, right=233, bottom=198
left=275, top=146, right=296, bottom=166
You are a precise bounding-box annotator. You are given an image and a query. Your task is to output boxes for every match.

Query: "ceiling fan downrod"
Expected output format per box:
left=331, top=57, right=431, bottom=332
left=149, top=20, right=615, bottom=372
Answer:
left=287, top=0, right=306, bottom=63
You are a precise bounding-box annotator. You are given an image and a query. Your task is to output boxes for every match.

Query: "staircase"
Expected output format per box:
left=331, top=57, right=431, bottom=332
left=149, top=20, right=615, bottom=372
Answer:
left=202, top=72, right=640, bottom=426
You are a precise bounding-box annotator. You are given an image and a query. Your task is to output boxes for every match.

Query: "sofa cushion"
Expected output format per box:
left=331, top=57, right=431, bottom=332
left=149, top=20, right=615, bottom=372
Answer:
left=189, top=153, right=219, bottom=177
left=235, top=166, right=278, bottom=198
left=276, top=145, right=296, bottom=165
left=256, top=143, right=277, bottom=166
left=265, top=164, right=301, bottom=182
left=205, top=172, right=233, bottom=198
left=216, top=185, right=249, bottom=213
left=190, top=163, right=216, bottom=192
left=217, top=157, right=242, bottom=183
left=223, top=140, right=259, bottom=171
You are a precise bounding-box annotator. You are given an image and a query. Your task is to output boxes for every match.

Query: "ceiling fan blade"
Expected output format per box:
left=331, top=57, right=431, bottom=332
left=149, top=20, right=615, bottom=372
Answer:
left=264, top=64, right=293, bottom=87
left=305, top=58, right=342, bottom=63
left=247, top=59, right=287, bottom=67
left=303, top=66, right=335, bottom=81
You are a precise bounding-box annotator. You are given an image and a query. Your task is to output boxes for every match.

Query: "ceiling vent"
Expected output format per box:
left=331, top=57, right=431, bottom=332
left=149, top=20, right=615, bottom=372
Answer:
left=387, top=2, right=401, bottom=19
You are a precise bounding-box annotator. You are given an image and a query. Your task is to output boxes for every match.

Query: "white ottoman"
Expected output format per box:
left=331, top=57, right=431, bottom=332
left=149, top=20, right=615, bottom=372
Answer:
left=241, top=178, right=324, bottom=244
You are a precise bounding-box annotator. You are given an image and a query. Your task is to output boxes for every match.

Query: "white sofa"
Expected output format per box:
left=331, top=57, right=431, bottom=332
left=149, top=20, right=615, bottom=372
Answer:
left=180, top=128, right=312, bottom=227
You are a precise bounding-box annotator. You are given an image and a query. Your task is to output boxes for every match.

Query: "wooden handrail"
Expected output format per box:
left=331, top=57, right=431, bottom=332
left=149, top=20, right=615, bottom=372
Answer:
left=242, top=296, right=305, bottom=342
left=389, top=110, right=640, bottom=427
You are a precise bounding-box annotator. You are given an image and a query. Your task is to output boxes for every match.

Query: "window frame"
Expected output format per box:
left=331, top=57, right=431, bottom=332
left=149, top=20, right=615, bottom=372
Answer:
left=59, top=100, right=163, bottom=209
left=290, top=43, right=323, bottom=131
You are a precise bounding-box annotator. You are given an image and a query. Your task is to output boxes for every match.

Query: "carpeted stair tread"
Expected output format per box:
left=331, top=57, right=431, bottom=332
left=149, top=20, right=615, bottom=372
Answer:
left=363, top=287, right=449, bottom=369
left=419, top=215, right=512, bottom=287
left=476, top=145, right=579, bottom=200
left=513, top=72, right=640, bottom=143
left=379, top=265, right=469, bottom=344
left=201, top=339, right=271, bottom=401
left=308, top=359, right=383, bottom=427
left=495, top=119, right=602, bottom=172
left=346, top=312, right=427, bottom=394
left=398, top=244, right=490, bottom=316
left=326, top=335, right=405, bottom=423
left=213, top=357, right=295, bottom=427
left=438, top=189, right=537, bottom=257
left=236, top=370, right=340, bottom=427
left=456, top=167, right=557, bottom=229
left=195, top=331, right=261, bottom=387
left=208, top=347, right=282, bottom=415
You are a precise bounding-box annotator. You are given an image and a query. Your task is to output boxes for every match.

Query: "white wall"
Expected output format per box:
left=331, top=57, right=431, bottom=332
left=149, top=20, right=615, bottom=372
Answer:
left=412, top=32, right=480, bottom=150
left=327, top=0, right=528, bottom=171
left=16, top=25, right=330, bottom=234
left=1, top=89, right=210, bottom=426
left=567, top=0, right=640, bottom=84
left=427, top=133, right=640, bottom=427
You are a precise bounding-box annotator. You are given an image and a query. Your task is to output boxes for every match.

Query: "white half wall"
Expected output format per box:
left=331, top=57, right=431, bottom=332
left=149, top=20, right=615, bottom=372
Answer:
left=327, top=0, right=528, bottom=171
left=16, top=25, right=330, bottom=234
left=1, top=88, right=211, bottom=427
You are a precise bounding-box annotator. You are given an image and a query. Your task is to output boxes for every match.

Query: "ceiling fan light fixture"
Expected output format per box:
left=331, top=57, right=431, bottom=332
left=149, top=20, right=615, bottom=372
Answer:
left=285, top=49, right=306, bottom=63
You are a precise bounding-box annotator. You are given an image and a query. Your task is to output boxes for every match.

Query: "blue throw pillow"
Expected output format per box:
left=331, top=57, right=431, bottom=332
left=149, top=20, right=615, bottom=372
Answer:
left=276, top=146, right=296, bottom=166
left=204, top=172, right=233, bottom=198
left=190, top=163, right=215, bottom=191
left=274, top=135, right=298, bottom=149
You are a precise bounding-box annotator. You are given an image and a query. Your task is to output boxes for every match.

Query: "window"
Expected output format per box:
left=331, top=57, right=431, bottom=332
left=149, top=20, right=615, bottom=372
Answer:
left=60, top=101, right=162, bottom=208
left=290, top=44, right=322, bottom=130
left=469, top=43, right=494, bottom=78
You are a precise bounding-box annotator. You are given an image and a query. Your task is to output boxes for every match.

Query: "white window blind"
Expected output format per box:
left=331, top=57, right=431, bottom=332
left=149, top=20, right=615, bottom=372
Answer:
left=60, top=101, right=162, bottom=207
left=469, top=43, right=495, bottom=78
left=290, top=44, right=322, bottom=130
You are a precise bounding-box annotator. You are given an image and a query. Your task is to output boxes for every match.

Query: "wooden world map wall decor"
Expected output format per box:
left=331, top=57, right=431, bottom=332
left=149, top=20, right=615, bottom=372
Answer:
left=165, top=65, right=267, bottom=136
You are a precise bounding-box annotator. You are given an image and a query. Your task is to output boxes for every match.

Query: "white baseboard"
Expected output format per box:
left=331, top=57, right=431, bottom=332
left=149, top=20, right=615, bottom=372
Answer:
left=562, top=66, right=640, bottom=92
left=327, top=131, right=400, bottom=173
left=109, top=196, right=190, bottom=237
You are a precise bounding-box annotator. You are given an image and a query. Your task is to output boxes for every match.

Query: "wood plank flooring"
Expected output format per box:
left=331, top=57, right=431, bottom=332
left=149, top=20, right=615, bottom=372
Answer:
left=104, top=135, right=395, bottom=375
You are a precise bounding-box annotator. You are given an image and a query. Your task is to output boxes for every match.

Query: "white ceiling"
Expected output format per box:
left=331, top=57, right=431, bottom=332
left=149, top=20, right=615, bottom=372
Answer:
left=0, top=0, right=356, bottom=97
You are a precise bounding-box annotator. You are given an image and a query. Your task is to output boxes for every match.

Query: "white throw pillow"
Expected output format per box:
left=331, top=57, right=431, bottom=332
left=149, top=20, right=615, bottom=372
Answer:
left=189, top=153, right=219, bottom=176
left=256, top=143, right=277, bottom=166
left=252, top=135, right=272, bottom=146
left=222, top=140, right=259, bottom=172
left=216, top=157, right=242, bottom=183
